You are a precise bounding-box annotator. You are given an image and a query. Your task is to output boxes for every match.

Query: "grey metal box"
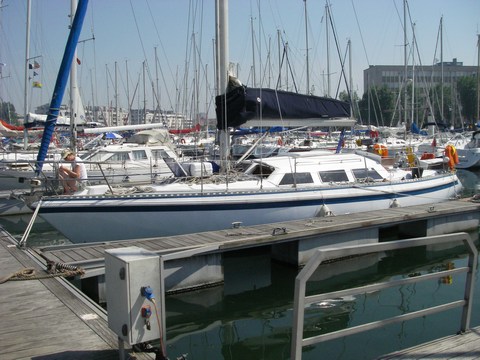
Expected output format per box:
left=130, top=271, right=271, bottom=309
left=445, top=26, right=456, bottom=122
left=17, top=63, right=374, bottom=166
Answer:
left=105, top=246, right=161, bottom=345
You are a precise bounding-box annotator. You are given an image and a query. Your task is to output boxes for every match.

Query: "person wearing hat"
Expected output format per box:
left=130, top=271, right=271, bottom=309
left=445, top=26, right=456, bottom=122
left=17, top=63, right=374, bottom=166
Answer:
left=58, top=149, right=88, bottom=194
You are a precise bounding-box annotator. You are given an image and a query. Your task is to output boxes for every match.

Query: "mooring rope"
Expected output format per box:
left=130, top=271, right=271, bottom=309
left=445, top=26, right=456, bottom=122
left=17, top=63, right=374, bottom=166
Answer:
left=0, top=265, right=85, bottom=284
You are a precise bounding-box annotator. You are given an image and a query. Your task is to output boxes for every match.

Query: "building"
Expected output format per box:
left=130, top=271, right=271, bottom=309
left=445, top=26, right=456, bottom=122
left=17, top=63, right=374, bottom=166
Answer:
left=363, top=59, right=478, bottom=126
left=363, top=58, right=477, bottom=93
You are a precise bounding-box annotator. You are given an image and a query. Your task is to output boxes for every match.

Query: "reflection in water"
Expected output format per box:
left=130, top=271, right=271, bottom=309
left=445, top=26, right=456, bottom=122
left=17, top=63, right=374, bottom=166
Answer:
left=165, top=243, right=476, bottom=360
left=0, top=213, right=71, bottom=246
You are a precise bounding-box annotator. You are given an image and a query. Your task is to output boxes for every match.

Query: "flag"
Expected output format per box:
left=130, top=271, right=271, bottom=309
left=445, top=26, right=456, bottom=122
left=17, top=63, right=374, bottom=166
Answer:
left=32, top=81, right=42, bottom=88
left=76, top=57, right=81, bottom=65
left=33, top=71, right=38, bottom=77
left=33, top=60, right=40, bottom=69
left=431, top=137, right=437, bottom=147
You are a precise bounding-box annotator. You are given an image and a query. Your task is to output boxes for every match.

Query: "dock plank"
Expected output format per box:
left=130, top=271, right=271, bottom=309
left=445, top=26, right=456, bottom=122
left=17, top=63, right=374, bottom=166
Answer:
left=377, top=328, right=480, bottom=359
left=0, top=232, right=152, bottom=360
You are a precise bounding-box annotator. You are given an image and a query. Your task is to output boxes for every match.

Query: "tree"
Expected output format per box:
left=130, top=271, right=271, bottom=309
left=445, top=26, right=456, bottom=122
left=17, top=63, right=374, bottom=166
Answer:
left=339, top=90, right=360, bottom=119
left=457, top=75, right=477, bottom=126
left=0, top=101, right=18, bottom=123
left=358, top=86, right=395, bottom=126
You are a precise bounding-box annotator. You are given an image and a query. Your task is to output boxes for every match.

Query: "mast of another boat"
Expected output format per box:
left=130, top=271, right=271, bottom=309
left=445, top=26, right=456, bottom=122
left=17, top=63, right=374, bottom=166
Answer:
left=23, top=0, right=31, bottom=150
left=403, top=0, right=409, bottom=136
left=216, top=0, right=229, bottom=172
left=69, top=0, right=78, bottom=152
left=477, top=34, right=480, bottom=124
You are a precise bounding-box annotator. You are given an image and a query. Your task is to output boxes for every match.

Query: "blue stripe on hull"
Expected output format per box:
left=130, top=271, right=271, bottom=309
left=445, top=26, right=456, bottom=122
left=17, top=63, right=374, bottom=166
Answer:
left=39, top=181, right=459, bottom=214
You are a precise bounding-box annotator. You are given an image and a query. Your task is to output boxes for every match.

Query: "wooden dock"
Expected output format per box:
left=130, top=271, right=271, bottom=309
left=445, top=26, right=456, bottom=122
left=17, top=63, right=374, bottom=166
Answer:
left=0, top=230, right=151, bottom=360
left=377, top=328, right=480, bottom=359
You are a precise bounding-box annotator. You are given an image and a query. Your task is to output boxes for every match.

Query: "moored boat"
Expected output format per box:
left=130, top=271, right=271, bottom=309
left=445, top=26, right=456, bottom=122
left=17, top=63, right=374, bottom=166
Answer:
left=34, top=150, right=462, bottom=243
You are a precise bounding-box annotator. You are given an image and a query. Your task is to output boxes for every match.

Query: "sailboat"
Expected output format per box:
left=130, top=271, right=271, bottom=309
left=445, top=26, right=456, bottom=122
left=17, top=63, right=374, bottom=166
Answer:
left=31, top=0, right=463, bottom=244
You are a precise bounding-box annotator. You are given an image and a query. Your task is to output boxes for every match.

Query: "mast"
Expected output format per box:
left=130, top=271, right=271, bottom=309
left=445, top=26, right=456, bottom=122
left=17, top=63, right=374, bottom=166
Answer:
left=304, top=0, right=309, bottom=94
left=440, top=16, right=444, bottom=122
left=35, top=0, right=89, bottom=174
left=411, top=23, right=416, bottom=127
left=105, top=64, right=109, bottom=125
left=69, top=0, right=78, bottom=151
left=216, top=0, right=229, bottom=171
left=142, top=60, right=146, bottom=124
left=23, top=0, right=31, bottom=150
left=325, top=2, right=331, bottom=97
left=403, top=0, right=408, bottom=129
left=277, top=29, right=282, bottom=90
left=250, top=16, right=256, bottom=87
left=348, top=39, right=353, bottom=118
left=89, top=68, right=95, bottom=123
left=477, top=34, right=480, bottom=123
left=125, top=60, right=130, bottom=125
left=114, top=61, right=118, bottom=126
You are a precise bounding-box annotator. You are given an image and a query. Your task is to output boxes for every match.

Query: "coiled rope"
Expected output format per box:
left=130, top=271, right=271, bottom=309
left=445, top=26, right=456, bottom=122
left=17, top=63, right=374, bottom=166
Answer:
left=0, top=264, right=85, bottom=284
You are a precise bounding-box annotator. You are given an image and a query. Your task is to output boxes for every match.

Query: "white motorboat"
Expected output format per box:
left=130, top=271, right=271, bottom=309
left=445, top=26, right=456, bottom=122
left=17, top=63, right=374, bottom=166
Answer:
left=0, top=129, right=184, bottom=188
left=78, top=129, right=183, bottom=184
left=34, top=150, right=462, bottom=243
left=455, top=131, right=480, bottom=169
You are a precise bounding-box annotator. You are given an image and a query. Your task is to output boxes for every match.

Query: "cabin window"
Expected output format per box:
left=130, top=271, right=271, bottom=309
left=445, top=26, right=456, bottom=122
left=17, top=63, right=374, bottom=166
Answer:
left=109, top=152, right=130, bottom=162
left=279, top=172, right=314, bottom=185
left=132, top=150, right=148, bottom=160
left=352, top=168, right=383, bottom=182
left=152, top=149, right=171, bottom=160
left=245, top=163, right=275, bottom=178
left=87, top=152, right=128, bottom=162
left=319, top=169, right=349, bottom=182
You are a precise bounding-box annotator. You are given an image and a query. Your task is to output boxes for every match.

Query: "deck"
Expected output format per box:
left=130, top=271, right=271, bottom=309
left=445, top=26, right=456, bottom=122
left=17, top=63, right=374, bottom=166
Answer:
left=377, top=328, right=480, bottom=359
left=0, top=230, right=151, bottom=360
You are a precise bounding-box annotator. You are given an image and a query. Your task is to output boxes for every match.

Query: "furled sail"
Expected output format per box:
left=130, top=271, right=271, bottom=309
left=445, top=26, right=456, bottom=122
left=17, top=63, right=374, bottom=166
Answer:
left=215, top=84, right=353, bottom=130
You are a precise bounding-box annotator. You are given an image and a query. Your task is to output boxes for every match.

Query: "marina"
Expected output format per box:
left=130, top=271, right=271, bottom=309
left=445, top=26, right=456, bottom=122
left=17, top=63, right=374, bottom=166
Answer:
left=0, top=0, right=479, bottom=358
left=0, top=197, right=479, bottom=359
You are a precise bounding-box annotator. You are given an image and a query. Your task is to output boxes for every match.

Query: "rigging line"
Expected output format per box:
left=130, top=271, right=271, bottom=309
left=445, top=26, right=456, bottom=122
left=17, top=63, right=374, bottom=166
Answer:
left=326, top=2, right=349, bottom=100
left=144, top=0, right=176, bottom=111
left=128, top=0, right=155, bottom=102
left=350, top=0, right=370, bottom=67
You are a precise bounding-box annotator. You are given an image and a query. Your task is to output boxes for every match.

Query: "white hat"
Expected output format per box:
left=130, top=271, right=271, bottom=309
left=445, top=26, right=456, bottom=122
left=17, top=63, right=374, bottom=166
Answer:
left=61, top=149, right=74, bottom=160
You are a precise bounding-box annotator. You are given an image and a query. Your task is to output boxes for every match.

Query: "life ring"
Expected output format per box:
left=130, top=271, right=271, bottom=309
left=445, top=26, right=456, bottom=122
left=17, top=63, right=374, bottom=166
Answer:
left=373, top=143, right=389, bottom=158
left=444, top=144, right=459, bottom=170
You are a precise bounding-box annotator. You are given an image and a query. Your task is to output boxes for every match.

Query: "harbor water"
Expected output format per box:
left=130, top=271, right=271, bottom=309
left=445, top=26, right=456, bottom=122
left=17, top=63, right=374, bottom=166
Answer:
left=0, top=168, right=478, bottom=360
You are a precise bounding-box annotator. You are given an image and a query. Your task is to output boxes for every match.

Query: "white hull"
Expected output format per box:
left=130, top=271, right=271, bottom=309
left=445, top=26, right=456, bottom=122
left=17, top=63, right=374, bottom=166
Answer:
left=38, top=173, right=461, bottom=243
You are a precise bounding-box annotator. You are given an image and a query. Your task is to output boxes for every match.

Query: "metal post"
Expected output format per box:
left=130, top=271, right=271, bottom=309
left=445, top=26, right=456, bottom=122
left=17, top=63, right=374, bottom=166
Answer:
left=19, top=199, right=42, bottom=248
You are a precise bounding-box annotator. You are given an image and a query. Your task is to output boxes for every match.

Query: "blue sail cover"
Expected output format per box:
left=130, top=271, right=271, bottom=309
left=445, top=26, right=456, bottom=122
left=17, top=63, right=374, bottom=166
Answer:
left=35, top=0, right=89, bottom=175
left=215, top=86, right=351, bottom=130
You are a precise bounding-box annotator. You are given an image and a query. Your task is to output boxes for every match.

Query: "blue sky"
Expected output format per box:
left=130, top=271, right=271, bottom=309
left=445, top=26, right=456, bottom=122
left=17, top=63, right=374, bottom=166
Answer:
left=0, top=0, right=479, bottom=121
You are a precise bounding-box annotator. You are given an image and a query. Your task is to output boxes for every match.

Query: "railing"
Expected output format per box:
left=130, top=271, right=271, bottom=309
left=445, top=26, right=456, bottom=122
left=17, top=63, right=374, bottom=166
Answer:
left=291, top=232, right=477, bottom=359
